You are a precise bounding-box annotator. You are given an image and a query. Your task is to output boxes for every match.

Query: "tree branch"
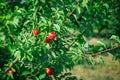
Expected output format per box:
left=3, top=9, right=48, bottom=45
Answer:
left=91, top=44, right=120, bottom=57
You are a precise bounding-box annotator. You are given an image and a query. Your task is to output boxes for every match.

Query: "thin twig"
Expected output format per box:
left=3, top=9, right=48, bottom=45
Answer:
left=4, top=58, right=19, bottom=73
left=62, top=1, right=80, bottom=23
left=66, top=27, right=89, bottom=51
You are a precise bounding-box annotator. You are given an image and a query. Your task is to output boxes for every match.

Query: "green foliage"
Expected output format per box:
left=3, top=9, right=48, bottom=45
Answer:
left=0, top=0, right=120, bottom=79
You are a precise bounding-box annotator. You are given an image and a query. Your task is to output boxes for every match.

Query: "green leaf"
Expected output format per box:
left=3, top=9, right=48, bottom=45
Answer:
left=41, top=16, right=46, bottom=23
left=77, top=7, right=81, bottom=14
left=82, top=0, right=88, bottom=8
left=73, top=14, right=77, bottom=21
left=23, top=20, right=31, bottom=26
left=22, top=71, right=32, bottom=75
left=8, top=74, right=14, bottom=79
left=11, top=17, right=19, bottom=27
left=0, top=32, right=5, bottom=41
left=26, top=53, right=33, bottom=61
left=99, top=56, right=104, bottom=63
left=103, top=3, right=109, bottom=9
left=89, top=56, right=95, bottom=65
left=39, top=73, right=46, bottom=79
left=14, top=50, right=21, bottom=60
left=41, top=0, right=46, bottom=3
left=97, top=41, right=106, bottom=48
left=110, top=35, right=120, bottom=43
left=53, top=24, right=60, bottom=32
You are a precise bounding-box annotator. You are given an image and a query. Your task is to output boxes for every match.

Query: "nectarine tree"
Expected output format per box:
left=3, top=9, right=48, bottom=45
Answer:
left=0, top=0, right=120, bottom=80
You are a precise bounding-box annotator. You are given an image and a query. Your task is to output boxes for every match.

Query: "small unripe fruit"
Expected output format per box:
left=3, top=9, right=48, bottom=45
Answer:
left=46, top=68, right=54, bottom=75
left=33, top=29, right=40, bottom=35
